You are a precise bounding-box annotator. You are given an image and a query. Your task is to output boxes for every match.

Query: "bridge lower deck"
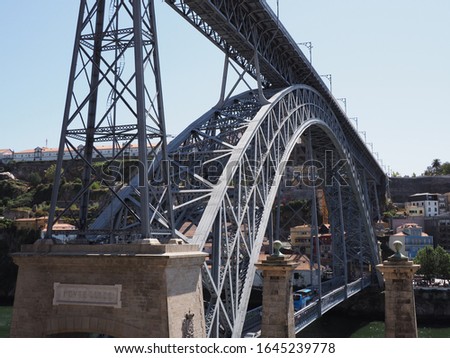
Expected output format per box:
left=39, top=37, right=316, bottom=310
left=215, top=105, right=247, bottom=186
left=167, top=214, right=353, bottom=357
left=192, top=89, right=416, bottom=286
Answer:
left=242, top=277, right=372, bottom=337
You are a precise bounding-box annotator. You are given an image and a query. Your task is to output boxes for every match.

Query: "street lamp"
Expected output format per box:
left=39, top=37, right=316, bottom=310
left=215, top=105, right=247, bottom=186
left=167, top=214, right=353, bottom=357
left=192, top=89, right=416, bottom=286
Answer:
left=320, top=74, right=332, bottom=93
left=297, top=42, right=313, bottom=63
left=359, top=131, right=366, bottom=142
left=336, top=97, right=347, bottom=114
left=349, top=117, right=358, bottom=130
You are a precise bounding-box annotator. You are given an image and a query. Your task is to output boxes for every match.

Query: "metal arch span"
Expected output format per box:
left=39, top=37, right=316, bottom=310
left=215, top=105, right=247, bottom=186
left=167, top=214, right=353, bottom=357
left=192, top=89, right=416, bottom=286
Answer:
left=182, top=85, right=383, bottom=337
left=91, top=84, right=384, bottom=337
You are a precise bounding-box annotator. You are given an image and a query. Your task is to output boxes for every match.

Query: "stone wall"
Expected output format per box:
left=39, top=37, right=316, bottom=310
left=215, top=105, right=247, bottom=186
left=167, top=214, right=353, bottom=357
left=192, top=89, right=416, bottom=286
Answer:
left=414, top=288, right=450, bottom=321
left=389, top=176, right=450, bottom=204
left=10, top=242, right=207, bottom=338
left=335, top=286, right=450, bottom=322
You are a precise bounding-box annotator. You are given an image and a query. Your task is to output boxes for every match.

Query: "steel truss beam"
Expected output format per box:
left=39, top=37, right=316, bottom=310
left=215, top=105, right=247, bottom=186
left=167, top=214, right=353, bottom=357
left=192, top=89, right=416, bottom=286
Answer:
left=43, top=0, right=388, bottom=339
left=46, top=0, right=174, bottom=240
left=165, top=0, right=386, bottom=188
left=92, top=85, right=384, bottom=337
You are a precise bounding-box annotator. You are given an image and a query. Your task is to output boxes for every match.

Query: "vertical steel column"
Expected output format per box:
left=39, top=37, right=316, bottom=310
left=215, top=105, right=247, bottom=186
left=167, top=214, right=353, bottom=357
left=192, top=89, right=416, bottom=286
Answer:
left=46, top=1, right=175, bottom=241
left=306, top=130, right=321, bottom=300
left=210, top=213, right=222, bottom=338
left=372, top=181, right=381, bottom=222
left=216, top=54, right=230, bottom=108
left=46, top=0, right=86, bottom=239
left=358, top=216, right=364, bottom=281
left=274, top=186, right=281, bottom=244
left=148, top=0, right=176, bottom=237
left=79, top=0, right=106, bottom=235
left=133, top=0, right=151, bottom=238
left=251, top=31, right=269, bottom=105
left=336, top=182, right=348, bottom=292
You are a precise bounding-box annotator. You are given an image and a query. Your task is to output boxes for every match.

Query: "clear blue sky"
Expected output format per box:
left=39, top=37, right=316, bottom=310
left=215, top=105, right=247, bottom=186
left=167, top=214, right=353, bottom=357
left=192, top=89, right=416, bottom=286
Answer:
left=1, top=0, right=449, bottom=176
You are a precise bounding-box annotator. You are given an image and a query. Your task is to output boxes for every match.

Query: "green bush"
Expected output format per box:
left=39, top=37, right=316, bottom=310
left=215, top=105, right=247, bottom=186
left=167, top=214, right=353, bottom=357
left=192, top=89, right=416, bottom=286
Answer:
left=8, top=191, right=34, bottom=209
left=0, top=180, right=28, bottom=199
left=32, top=184, right=52, bottom=205
left=414, top=246, right=450, bottom=283
left=28, top=172, right=42, bottom=186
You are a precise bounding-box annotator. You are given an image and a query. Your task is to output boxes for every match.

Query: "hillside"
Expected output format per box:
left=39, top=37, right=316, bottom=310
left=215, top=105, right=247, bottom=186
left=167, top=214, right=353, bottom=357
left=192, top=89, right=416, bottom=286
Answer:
left=0, top=160, right=107, bottom=304
left=0, top=159, right=141, bottom=221
left=389, top=176, right=450, bottom=203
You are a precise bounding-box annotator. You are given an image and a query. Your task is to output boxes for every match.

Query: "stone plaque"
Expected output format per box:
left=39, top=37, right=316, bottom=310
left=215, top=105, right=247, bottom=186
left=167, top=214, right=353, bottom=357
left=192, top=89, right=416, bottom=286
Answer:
left=53, top=283, right=122, bottom=308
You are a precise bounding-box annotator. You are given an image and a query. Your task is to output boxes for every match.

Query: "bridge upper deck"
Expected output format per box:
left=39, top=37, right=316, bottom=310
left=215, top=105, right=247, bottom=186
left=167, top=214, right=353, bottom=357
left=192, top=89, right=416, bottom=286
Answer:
left=167, top=0, right=386, bottom=185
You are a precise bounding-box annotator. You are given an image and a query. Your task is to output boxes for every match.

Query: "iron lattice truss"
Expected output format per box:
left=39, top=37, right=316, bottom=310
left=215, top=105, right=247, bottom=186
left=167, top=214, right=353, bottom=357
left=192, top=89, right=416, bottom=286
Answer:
left=45, top=0, right=389, bottom=338
left=167, top=0, right=316, bottom=88
left=47, top=0, right=174, bottom=239
left=166, top=0, right=386, bottom=204
left=93, top=85, right=384, bottom=337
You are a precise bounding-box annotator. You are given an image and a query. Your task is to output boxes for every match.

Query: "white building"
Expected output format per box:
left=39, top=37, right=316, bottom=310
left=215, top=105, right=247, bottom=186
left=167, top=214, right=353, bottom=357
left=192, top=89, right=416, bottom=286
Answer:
left=40, top=222, right=77, bottom=242
left=11, top=144, right=145, bottom=162
left=0, top=148, right=14, bottom=162
left=406, top=193, right=442, bottom=217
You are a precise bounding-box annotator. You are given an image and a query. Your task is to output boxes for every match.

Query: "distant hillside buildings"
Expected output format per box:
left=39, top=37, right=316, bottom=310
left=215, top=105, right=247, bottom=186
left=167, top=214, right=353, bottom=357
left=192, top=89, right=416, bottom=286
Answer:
left=405, top=193, right=447, bottom=217
left=389, top=223, right=433, bottom=259
left=13, top=216, right=76, bottom=243
left=391, top=191, right=450, bottom=254
left=0, top=145, right=144, bottom=163
left=3, top=146, right=450, bottom=259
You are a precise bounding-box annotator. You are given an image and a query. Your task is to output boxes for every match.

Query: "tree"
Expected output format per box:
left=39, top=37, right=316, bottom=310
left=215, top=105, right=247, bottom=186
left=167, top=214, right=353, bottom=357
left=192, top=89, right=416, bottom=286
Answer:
left=414, top=246, right=436, bottom=283
left=423, top=158, right=450, bottom=176
left=440, top=162, right=450, bottom=175
left=434, top=246, right=450, bottom=284
left=44, top=164, right=56, bottom=183
left=431, top=158, right=442, bottom=172
left=414, top=246, right=450, bottom=285
left=28, top=172, right=42, bottom=186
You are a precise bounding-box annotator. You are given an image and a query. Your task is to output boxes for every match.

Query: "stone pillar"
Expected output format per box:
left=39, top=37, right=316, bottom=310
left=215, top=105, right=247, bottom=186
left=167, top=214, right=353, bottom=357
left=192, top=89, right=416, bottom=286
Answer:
left=10, top=240, right=207, bottom=338
left=256, top=241, right=296, bottom=338
left=376, top=241, right=420, bottom=338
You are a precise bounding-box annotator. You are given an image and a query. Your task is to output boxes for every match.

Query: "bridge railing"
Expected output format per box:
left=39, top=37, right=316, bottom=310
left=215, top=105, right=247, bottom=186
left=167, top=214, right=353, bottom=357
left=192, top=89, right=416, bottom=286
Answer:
left=294, top=301, right=320, bottom=332
left=321, top=277, right=345, bottom=295
left=347, top=277, right=371, bottom=297
left=242, top=306, right=262, bottom=336
left=321, top=287, right=346, bottom=314
left=294, top=277, right=372, bottom=333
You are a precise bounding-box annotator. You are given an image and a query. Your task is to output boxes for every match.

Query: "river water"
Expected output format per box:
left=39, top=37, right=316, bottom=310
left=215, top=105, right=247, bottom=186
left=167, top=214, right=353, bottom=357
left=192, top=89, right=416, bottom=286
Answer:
left=3, top=305, right=450, bottom=338
left=297, top=311, right=450, bottom=338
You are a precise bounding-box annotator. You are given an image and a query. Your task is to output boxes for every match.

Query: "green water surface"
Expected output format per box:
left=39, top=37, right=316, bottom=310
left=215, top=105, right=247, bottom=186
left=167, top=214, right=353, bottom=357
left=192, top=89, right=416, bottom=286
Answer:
left=298, top=311, right=450, bottom=338
left=1, top=306, right=449, bottom=338
left=352, top=321, right=450, bottom=338
left=0, top=306, right=12, bottom=338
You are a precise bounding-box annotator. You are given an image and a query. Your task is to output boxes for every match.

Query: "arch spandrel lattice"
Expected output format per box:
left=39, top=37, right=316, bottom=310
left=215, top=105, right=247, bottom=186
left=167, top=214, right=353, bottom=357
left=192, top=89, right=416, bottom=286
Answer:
left=92, top=84, right=383, bottom=337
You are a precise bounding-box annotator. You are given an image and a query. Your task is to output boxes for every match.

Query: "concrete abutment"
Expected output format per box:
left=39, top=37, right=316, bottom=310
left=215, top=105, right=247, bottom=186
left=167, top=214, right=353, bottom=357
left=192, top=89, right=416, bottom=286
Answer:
left=10, top=241, right=207, bottom=338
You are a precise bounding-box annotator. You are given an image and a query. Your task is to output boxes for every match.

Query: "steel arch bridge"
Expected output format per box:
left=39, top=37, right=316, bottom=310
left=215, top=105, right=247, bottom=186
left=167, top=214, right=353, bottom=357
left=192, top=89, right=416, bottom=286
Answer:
left=43, top=0, right=388, bottom=338
left=93, top=84, right=386, bottom=337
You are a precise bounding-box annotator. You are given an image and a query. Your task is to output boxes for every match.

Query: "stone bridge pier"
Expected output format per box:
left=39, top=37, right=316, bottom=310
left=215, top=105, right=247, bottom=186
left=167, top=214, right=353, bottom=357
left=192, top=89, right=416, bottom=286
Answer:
left=10, top=240, right=207, bottom=338
left=376, top=241, right=420, bottom=338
